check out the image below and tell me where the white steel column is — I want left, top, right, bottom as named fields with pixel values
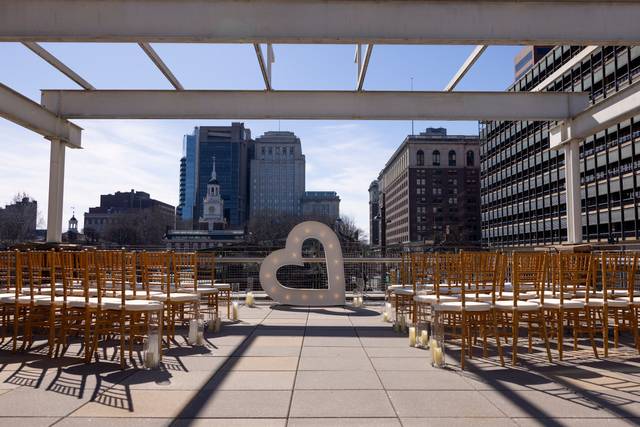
left=46, top=139, right=66, bottom=243
left=564, top=140, right=582, bottom=244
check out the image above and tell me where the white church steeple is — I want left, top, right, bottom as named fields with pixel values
left=201, top=156, right=225, bottom=230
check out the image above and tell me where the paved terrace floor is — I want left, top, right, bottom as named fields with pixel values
left=1, top=303, right=640, bottom=426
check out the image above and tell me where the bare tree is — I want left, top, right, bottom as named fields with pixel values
left=103, top=208, right=170, bottom=246
left=0, top=193, right=38, bottom=243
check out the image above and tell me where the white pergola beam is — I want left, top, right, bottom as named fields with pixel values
left=22, top=42, right=95, bottom=90
left=40, top=90, right=590, bottom=121
left=444, top=45, right=487, bottom=91
left=138, top=42, right=184, bottom=90
left=0, top=83, right=81, bottom=148
left=550, top=81, right=640, bottom=149
left=2, top=0, right=640, bottom=45
left=357, top=44, right=373, bottom=91
left=254, top=44, right=272, bottom=90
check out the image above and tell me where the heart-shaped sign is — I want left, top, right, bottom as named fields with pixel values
left=259, top=221, right=345, bottom=306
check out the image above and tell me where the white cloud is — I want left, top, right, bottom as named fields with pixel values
left=0, top=119, right=182, bottom=231
left=302, top=123, right=395, bottom=237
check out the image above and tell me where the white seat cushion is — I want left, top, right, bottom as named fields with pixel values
left=414, top=294, right=458, bottom=304
left=498, top=291, right=537, bottom=300
left=195, top=286, right=219, bottom=295
left=69, top=288, right=99, bottom=297
left=88, top=297, right=122, bottom=308
left=151, top=292, right=199, bottom=303
left=530, top=298, right=585, bottom=309
left=104, top=299, right=163, bottom=312
left=65, top=296, right=89, bottom=308
left=527, top=290, right=574, bottom=299
left=434, top=301, right=491, bottom=312
left=35, top=296, right=87, bottom=307
left=574, top=289, right=631, bottom=298
left=213, top=283, right=231, bottom=290
left=393, top=288, right=414, bottom=296
left=118, top=289, right=164, bottom=299
left=494, top=300, right=540, bottom=311
left=573, top=297, right=629, bottom=308
left=0, top=294, right=36, bottom=305
left=467, top=293, right=494, bottom=302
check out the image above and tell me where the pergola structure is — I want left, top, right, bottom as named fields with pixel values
left=1, top=0, right=640, bottom=244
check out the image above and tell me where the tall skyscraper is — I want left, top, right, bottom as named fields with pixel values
left=249, top=131, right=305, bottom=217
left=177, top=123, right=252, bottom=229
left=376, top=128, right=481, bottom=246
left=481, top=46, right=640, bottom=247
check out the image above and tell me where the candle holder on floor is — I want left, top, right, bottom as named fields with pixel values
left=143, top=311, right=161, bottom=369
left=430, top=311, right=446, bottom=368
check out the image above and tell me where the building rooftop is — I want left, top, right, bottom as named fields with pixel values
left=1, top=303, right=639, bottom=425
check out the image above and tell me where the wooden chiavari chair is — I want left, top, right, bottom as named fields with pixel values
left=392, top=252, right=415, bottom=325
left=19, top=251, right=58, bottom=355
left=533, top=252, right=597, bottom=360
left=193, top=252, right=219, bottom=322
left=90, top=250, right=163, bottom=367
left=414, top=253, right=459, bottom=342
left=494, top=252, right=552, bottom=365
left=142, top=252, right=199, bottom=343
left=0, top=251, right=18, bottom=343
left=57, top=250, right=94, bottom=359
left=433, top=252, right=504, bottom=369
left=579, top=252, right=635, bottom=357
left=616, top=253, right=640, bottom=352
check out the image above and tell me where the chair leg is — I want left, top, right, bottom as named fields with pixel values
left=84, top=310, right=92, bottom=362
left=572, top=312, right=579, bottom=352
left=460, top=312, right=466, bottom=370
left=492, top=312, right=504, bottom=367
left=540, top=311, right=552, bottom=363
left=603, top=305, right=609, bottom=358
left=613, top=309, right=620, bottom=348
left=558, top=309, right=564, bottom=361
left=634, top=307, right=640, bottom=354
left=47, top=308, right=56, bottom=357
left=511, top=310, right=519, bottom=366
left=119, top=314, right=126, bottom=369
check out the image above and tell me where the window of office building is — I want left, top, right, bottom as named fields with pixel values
left=448, top=150, right=457, bottom=166
left=433, top=150, right=440, bottom=166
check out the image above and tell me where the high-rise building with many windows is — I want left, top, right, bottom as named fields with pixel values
left=376, top=128, right=481, bottom=247
left=249, top=131, right=305, bottom=217
left=177, top=123, right=252, bottom=229
left=481, top=46, right=640, bottom=247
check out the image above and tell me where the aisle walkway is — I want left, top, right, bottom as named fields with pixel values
left=1, top=304, right=640, bottom=426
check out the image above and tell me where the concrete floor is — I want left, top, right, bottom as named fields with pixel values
left=1, top=303, right=640, bottom=426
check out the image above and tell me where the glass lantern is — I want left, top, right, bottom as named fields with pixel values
left=143, top=310, right=161, bottom=369
left=430, top=310, right=446, bottom=368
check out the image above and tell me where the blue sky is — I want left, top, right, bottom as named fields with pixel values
left=0, top=43, right=521, bottom=235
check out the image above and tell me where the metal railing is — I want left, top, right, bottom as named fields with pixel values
left=214, top=257, right=401, bottom=294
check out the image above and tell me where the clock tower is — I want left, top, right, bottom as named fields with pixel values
left=201, top=157, right=225, bottom=231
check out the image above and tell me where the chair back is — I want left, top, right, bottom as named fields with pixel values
left=511, top=252, right=547, bottom=305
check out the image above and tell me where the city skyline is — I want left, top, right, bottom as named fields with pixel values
left=0, top=43, right=521, bottom=234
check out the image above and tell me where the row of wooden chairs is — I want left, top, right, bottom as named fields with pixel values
left=390, top=251, right=640, bottom=369
left=0, top=250, right=228, bottom=367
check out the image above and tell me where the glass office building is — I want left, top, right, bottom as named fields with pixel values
left=481, top=46, right=640, bottom=246
left=178, top=123, right=252, bottom=229
left=177, top=132, right=197, bottom=222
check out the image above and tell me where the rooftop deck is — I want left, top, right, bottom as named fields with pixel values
left=1, top=303, right=640, bottom=426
